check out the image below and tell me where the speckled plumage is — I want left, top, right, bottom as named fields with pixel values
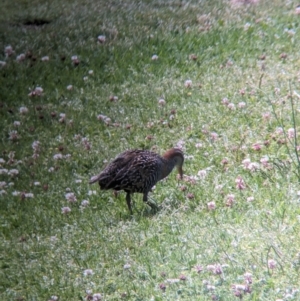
left=89, top=148, right=184, bottom=214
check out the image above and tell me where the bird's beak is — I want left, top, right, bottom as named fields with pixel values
left=178, top=166, right=183, bottom=180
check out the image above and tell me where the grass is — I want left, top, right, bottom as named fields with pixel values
left=1, top=0, right=300, bottom=300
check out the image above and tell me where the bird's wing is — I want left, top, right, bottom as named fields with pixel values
left=89, top=152, right=133, bottom=184
left=106, top=152, right=160, bottom=191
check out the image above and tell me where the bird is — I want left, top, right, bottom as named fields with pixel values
left=89, top=148, right=184, bottom=214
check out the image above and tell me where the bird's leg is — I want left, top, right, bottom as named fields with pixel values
left=143, top=192, right=158, bottom=211
left=126, top=192, right=133, bottom=215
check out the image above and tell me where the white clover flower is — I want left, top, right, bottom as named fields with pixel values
left=123, top=263, right=131, bottom=269
left=61, top=206, right=71, bottom=214
left=34, top=182, right=41, bottom=186
left=197, top=169, right=207, bottom=179
left=5, top=45, right=14, bottom=57
left=19, top=106, right=29, bottom=114
left=53, top=154, right=63, bottom=160
left=158, top=98, right=166, bottom=106
left=0, top=181, right=6, bottom=188
left=247, top=196, right=255, bottom=202
left=59, top=113, right=66, bottom=123
left=288, top=128, right=295, bottom=139
left=238, top=102, right=246, bottom=108
left=207, top=201, right=216, bottom=210
left=65, top=192, right=77, bottom=202
left=97, top=35, right=106, bottom=43
left=9, top=130, right=19, bottom=141
left=83, top=269, right=94, bottom=276
left=28, top=87, right=43, bottom=97
left=97, top=114, right=106, bottom=120
left=0, top=61, right=6, bottom=67
left=12, top=191, right=20, bottom=196
left=109, top=95, right=118, bottom=102
left=25, top=193, right=34, bottom=198
left=16, top=53, right=26, bottom=62
left=88, top=190, right=97, bottom=196
left=151, top=54, right=158, bottom=60
left=184, top=80, right=192, bottom=88
left=88, top=70, right=94, bottom=75
left=0, top=169, right=8, bottom=175
left=48, top=167, right=55, bottom=172
left=8, top=169, right=19, bottom=176
left=104, top=117, right=111, bottom=124
left=285, top=28, right=296, bottom=36
left=41, top=56, right=49, bottom=61
left=93, top=293, right=102, bottom=301
left=227, top=103, right=235, bottom=110
left=13, top=121, right=21, bottom=127
left=81, top=200, right=89, bottom=207
left=32, top=140, right=40, bottom=151
left=35, top=87, right=43, bottom=95
left=67, top=85, right=73, bottom=90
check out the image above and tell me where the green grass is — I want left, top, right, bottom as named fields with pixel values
left=1, top=0, right=300, bottom=300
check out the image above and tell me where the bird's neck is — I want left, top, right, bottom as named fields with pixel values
left=159, top=157, right=177, bottom=180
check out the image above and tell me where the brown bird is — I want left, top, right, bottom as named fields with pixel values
left=89, top=148, right=184, bottom=214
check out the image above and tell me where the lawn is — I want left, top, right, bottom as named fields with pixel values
left=1, top=0, right=300, bottom=300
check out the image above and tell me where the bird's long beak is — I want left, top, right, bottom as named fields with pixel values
left=178, top=166, right=183, bottom=180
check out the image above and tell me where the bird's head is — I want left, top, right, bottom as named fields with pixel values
left=163, top=148, right=184, bottom=179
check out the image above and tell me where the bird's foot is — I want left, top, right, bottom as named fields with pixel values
left=146, top=200, right=159, bottom=213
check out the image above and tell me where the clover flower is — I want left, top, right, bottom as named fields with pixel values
left=252, top=142, right=262, bottom=151
left=61, top=207, right=71, bottom=214
left=8, top=169, right=19, bottom=176
left=83, top=269, right=94, bottom=276
left=19, top=106, right=28, bottom=114
left=5, top=45, right=14, bottom=57
left=238, top=102, right=246, bottom=108
left=158, top=98, right=166, bottom=106
left=81, top=200, right=89, bottom=207
left=97, top=35, right=106, bottom=43
left=28, top=86, right=43, bottom=97
left=226, top=194, right=235, bottom=207
left=16, top=53, right=26, bottom=62
left=207, top=201, right=216, bottom=210
left=227, top=103, right=235, bottom=110
left=268, top=259, right=277, bottom=269
left=93, top=293, right=102, bottom=301
left=65, top=192, right=77, bottom=203
left=288, top=128, right=295, bottom=139
left=184, top=80, right=192, bottom=88
left=222, top=97, right=229, bottom=105
left=53, top=154, right=63, bottom=160
left=235, top=176, right=246, bottom=190
left=9, top=130, right=19, bottom=141
left=207, top=264, right=223, bottom=275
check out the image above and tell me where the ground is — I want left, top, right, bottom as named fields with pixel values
left=1, top=0, right=300, bottom=300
